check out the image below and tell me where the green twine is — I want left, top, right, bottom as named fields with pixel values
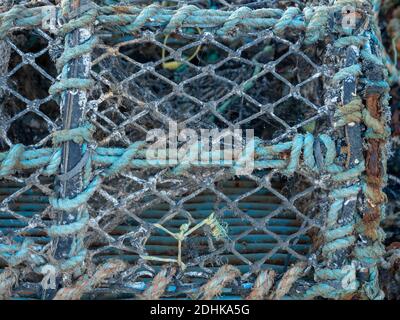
left=304, top=6, right=329, bottom=45
left=49, top=78, right=94, bottom=95
left=56, top=36, right=98, bottom=71
left=334, top=36, right=368, bottom=48
left=49, top=175, right=101, bottom=212
left=47, top=210, right=89, bottom=237
left=333, top=64, right=362, bottom=83
left=334, top=97, right=363, bottom=128
left=0, top=144, right=24, bottom=177
left=52, top=123, right=95, bottom=145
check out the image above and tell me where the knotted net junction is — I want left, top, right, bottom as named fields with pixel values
left=0, top=0, right=391, bottom=299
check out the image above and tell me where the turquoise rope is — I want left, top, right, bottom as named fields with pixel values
left=49, top=78, right=94, bottom=95
left=319, top=134, right=336, bottom=166
left=52, top=123, right=95, bottom=145
left=304, top=6, right=329, bottom=45
left=122, top=3, right=160, bottom=33
left=332, top=64, right=362, bottom=83
left=0, top=239, right=32, bottom=267
left=102, top=141, right=146, bottom=177
left=273, top=7, right=303, bottom=34
left=304, top=184, right=361, bottom=299
left=164, top=5, right=199, bottom=34
left=42, top=149, right=62, bottom=176
left=49, top=176, right=101, bottom=212
left=0, top=133, right=360, bottom=179
left=47, top=211, right=89, bottom=237
left=58, top=8, right=98, bottom=35
left=334, top=36, right=368, bottom=48
left=0, top=144, right=24, bottom=177
left=357, top=29, right=390, bottom=300
left=59, top=248, right=87, bottom=271
left=0, top=239, right=45, bottom=267
left=283, top=134, right=303, bottom=175
left=55, top=36, right=98, bottom=71
left=0, top=3, right=360, bottom=43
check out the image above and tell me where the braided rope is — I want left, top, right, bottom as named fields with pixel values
left=0, top=3, right=365, bottom=43
left=270, top=261, right=307, bottom=300
left=246, top=269, right=276, bottom=300
left=197, top=265, right=240, bottom=300
left=140, top=267, right=176, bottom=300
left=53, top=259, right=126, bottom=300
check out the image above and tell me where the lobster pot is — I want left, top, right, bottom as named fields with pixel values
left=0, top=1, right=391, bottom=300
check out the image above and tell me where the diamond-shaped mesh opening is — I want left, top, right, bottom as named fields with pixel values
left=8, top=64, right=52, bottom=100
left=216, top=96, right=262, bottom=125
left=7, top=112, right=50, bottom=146
left=184, top=75, right=234, bottom=102
left=247, top=72, right=290, bottom=105
left=274, top=97, right=319, bottom=129
left=276, top=54, right=318, bottom=85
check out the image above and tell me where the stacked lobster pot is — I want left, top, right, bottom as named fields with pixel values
left=0, top=0, right=392, bottom=299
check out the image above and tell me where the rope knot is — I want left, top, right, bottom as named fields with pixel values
left=334, top=97, right=363, bottom=128
left=52, top=123, right=96, bottom=146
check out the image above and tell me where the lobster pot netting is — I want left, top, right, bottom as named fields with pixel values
left=373, top=0, right=400, bottom=300
left=0, top=0, right=391, bottom=300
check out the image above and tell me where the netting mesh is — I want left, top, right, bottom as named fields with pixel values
left=0, top=0, right=393, bottom=300
left=83, top=23, right=326, bottom=280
